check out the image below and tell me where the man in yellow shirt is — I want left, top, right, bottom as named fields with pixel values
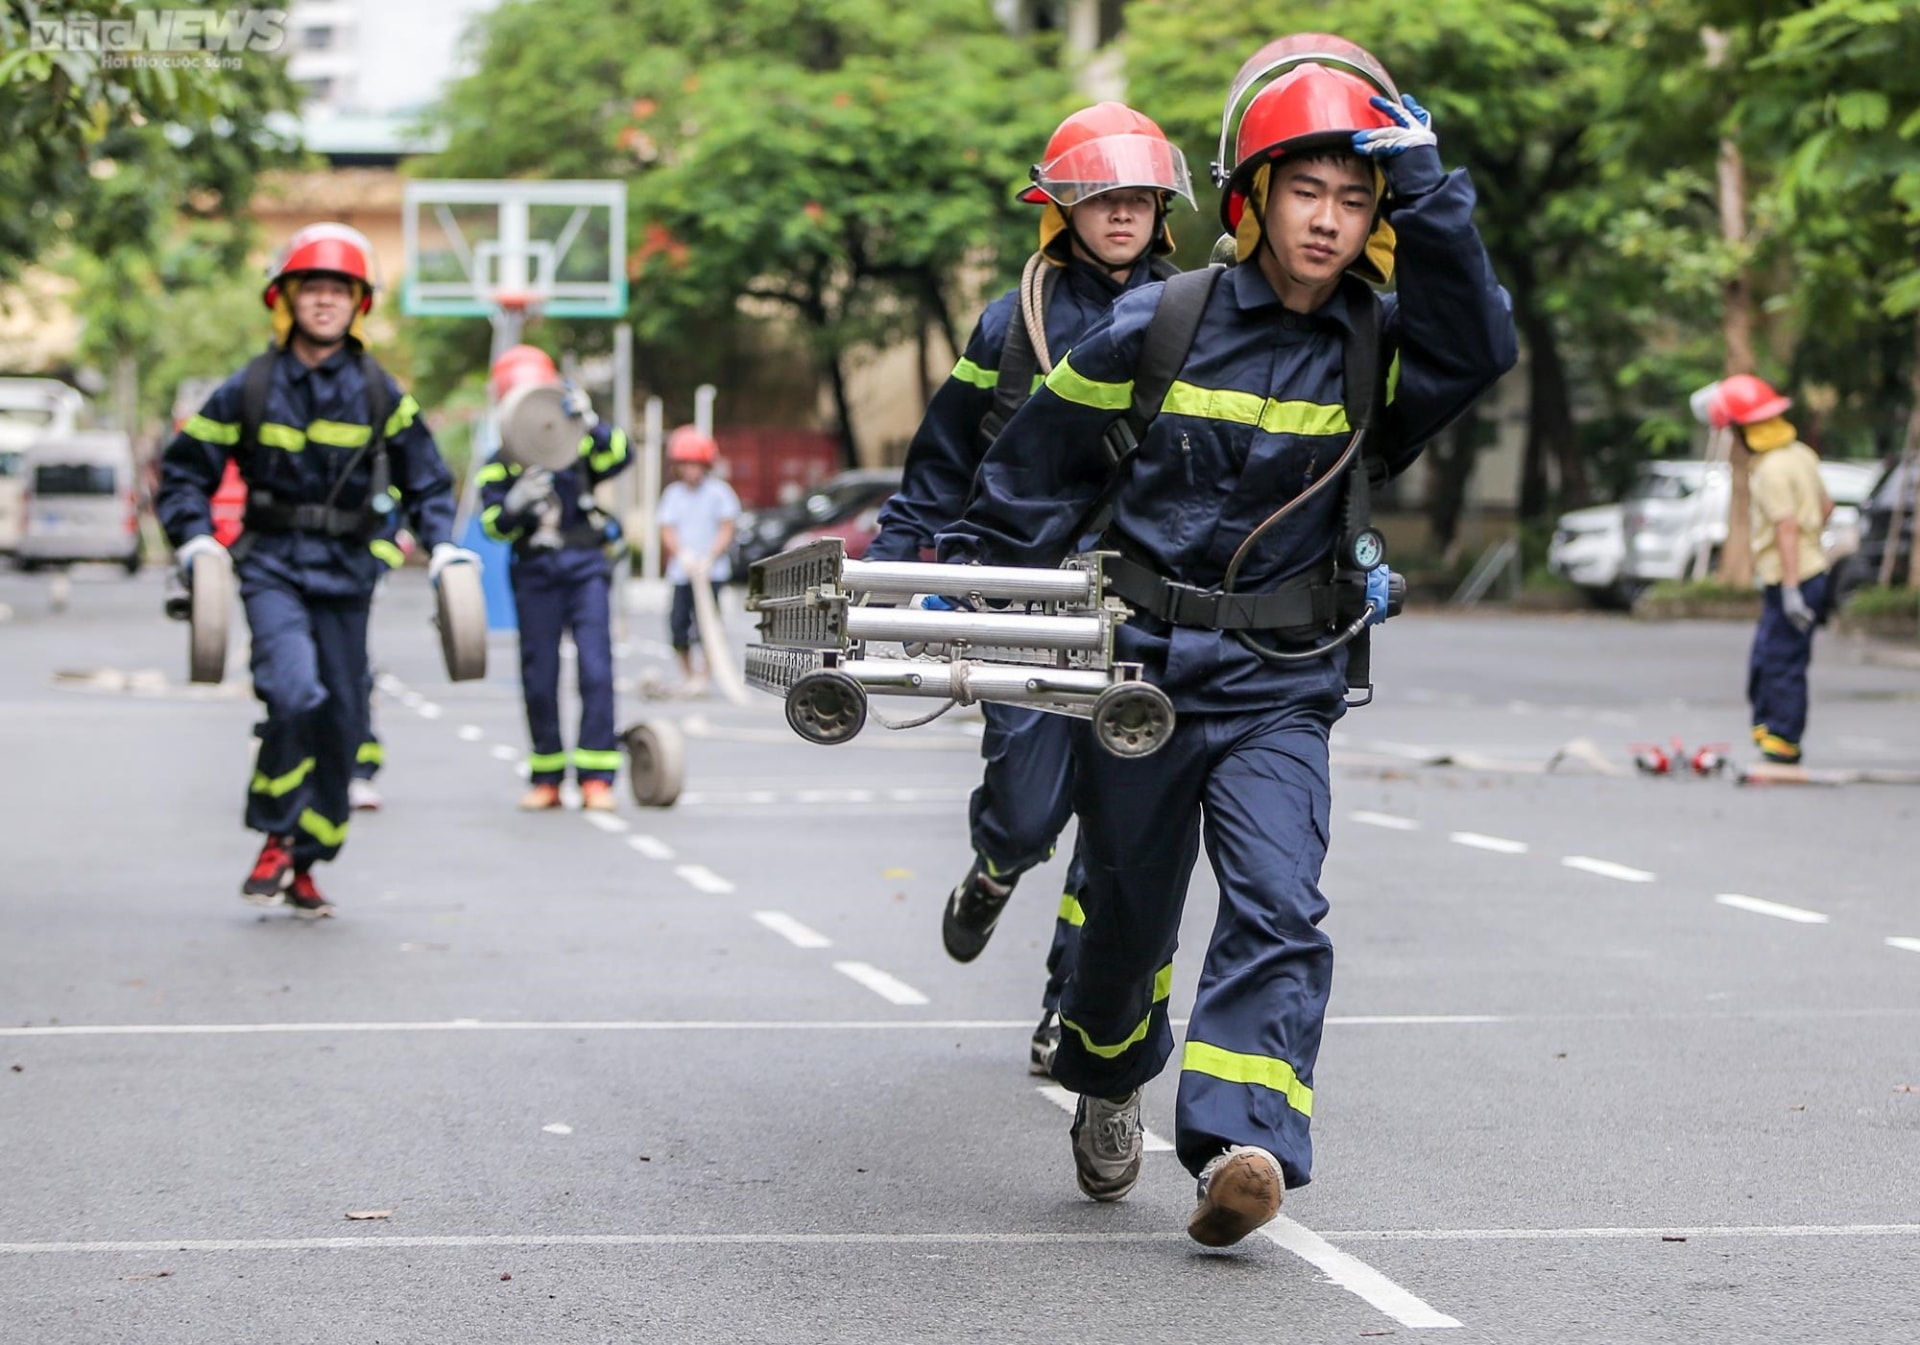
left=1707, top=375, right=1833, bottom=764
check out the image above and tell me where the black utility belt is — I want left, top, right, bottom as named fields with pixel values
left=1103, top=554, right=1340, bottom=640
left=243, top=501, right=381, bottom=541
left=516, top=524, right=609, bottom=553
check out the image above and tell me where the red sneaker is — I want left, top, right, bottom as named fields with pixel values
left=242, top=835, right=295, bottom=905
left=287, top=871, right=335, bottom=920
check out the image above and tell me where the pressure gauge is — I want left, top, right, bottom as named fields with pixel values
left=1347, top=528, right=1386, bottom=571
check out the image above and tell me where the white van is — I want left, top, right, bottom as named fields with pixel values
left=16, top=431, right=143, bottom=573
left=0, top=378, right=87, bottom=554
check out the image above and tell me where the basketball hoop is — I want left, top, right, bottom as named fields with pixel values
left=491, top=288, right=544, bottom=317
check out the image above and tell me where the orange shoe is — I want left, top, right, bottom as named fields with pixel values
left=580, top=779, right=617, bottom=812
left=519, top=783, right=563, bottom=811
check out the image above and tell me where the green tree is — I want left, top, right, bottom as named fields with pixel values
left=431, top=0, right=1070, bottom=462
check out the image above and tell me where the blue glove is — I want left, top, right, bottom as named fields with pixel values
left=560, top=382, right=596, bottom=424
left=911, top=593, right=971, bottom=612
left=1365, top=565, right=1392, bottom=625
left=1353, top=95, right=1436, bottom=159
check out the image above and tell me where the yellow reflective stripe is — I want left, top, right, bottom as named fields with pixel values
left=369, top=539, right=404, bottom=569
left=588, top=427, right=629, bottom=473
left=1057, top=892, right=1086, bottom=928
left=476, top=462, right=512, bottom=486
left=1044, top=354, right=1133, bottom=411
left=307, top=419, right=372, bottom=449
left=1182, top=1040, right=1315, bottom=1117
left=250, top=756, right=315, bottom=798
left=1030, top=373, right=1044, bottom=394
left=258, top=423, right=306, bottom=452
left=481, top=505, right=518, bottom=543
left=297, top=808, right=349, bottom=848
left=527, top=751, right=567, bottom=773
left=1059, top=963, right=1174, bottom=1060
left=387, top=485, right=403, bottom=501
left=384, top=394, right=419, bottom=437
left=1386, top=352, right=1401, bottom=405
left=1160, top=381, right=1349, bottom=437
left=951, top=356, right=997, bottom=389
left=356, top=741, right=384, bottom=766
left=572, top=748, right=622, bottom=771
left=185, top=414, right=240, bottom=445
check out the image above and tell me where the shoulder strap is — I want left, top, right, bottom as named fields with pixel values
left=239, top=349, right=276, bottom=454
left=977, top=259, right=1057, bottom=452
left=1082, top=265, right=1223, bottom=537
left=1146, top=256, right=1181, bottom=282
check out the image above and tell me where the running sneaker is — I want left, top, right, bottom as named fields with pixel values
left=579, top=779, right=617, bottom=812
left=941, top=862, right=1015, bottom=963
left=242, top=835, right=295, bottom=905
left=1187, top=1145, right=1284, bottom=1247
left=518, top=783, right=563, bottom=811
left=1029, top=1009, right=1062, bottom=1077
left=286, top=871, right=335, bottom=920
left=1070, top=1090, right=1143, bottom=1202
left=347, top=779, right=383, bottom=812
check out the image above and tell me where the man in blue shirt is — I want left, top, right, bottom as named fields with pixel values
left=656, top=427, right=741, bottom=692
left=942, top=49, right=1516, bottom=1245
left=868, top=102, right=1195, bottom=1076
left=159, top=223, right=474, bottom=916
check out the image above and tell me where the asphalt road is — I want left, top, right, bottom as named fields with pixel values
left=2, top=565, right=1917, bottom=1343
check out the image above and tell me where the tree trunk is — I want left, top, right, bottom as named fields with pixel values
left=1716, top=133, right=1757, bottom=589
left=1884, top=321, right=1920, bottom=588
left=1517, top=299, right=1578, bottom=522
left=1424, top=404, right=1481, bottom=562
left=826, top=346, right=858, bottom=470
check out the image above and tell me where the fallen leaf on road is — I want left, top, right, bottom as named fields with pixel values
left=1661, top=1235, right=1687, bottom=1243
left=500, top=1273, right=513, bottom=1282
left=1789, top=1105, right=1806, bottom=1112
left=345, top=1210, right=393, bottom=1221
left=9, top=1064, right=20, bottom=1073
left=1896, top=1085, right=1918, bottom=1094
left=120, top=1270, right=172, bottom=1281
left=883, top=868, right=914, bottom=880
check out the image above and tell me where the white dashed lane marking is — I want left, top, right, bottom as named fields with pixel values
left=457, top=724, right=485, bottom=742
left=1035, top=1085, right=1174, bottom=1153
left=1886, top=937, right=1920, bottom=955
left=675, top=864, right=735, bottom=894
left=1561, top=856, right=1656, bottom=884
left=752, top=911, right=833, bottom=949
left=627, top=834, right=675, bottom=861
left=1714, top=894, right=1830, bottom=925
left=832, top=962, right=929, bottom=1006
left=489, top=744, right=520, bottom=762
left=582, top=813, right=630, bottom=835
left=1449, top=832, right=1529, bottom=855
left=1350, top=811, right=1420, bottom=831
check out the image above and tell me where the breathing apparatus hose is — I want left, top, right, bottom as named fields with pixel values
left=1219, top=428, right=1374, bottom=664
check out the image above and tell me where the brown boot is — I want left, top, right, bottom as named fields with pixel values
left=1187, top=1146, right=1283, bottom=1247
left=518, top=783, right=563, bottom=811
left=579, top=780, right=617, bottom=812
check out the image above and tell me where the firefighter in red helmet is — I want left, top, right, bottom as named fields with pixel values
left=867, top=101, right=1197, bottom=1079
left=157, top=223, right=474, bottom=916
left=1704, top=374, right=1833, bottom=763
left=940, top=37, right=1517, bottom=1243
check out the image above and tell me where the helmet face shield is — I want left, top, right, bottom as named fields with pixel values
left=1213, top=33, right=1400, bottom=187
left=1031, top=134, right=1196, bottom=210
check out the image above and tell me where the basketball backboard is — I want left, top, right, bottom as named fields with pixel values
left=401, top=180, right=628, bottom=318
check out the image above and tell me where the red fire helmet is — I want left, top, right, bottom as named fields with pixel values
left=1705, top=374, right=1792, bottom=429
left=1020, top=102, right=1194, bottom=209
left=262, top=222, right=379, bottom=314
left=667, top=425, right=718, bottom=465
left=1219, top=61, right=1396, bottom=232
left=488, top=344, right=560, bottom=403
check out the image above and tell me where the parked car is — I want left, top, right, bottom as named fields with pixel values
left=729, top=466, right=902, bottom=575
left=1547, top=502, right=1631, bottom=608
left=1841, top=455, right=1918, bottom=594
left=785, top=501, right=885, bottom=561
left=1620, top=459, right=1880, bottom=585
left=15, top=431, right=143, bottom=573
left=0, top=377, right=87, bottom=555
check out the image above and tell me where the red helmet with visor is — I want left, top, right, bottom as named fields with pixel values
left=1021, top=102, right=1195, bottom=210
left=1704, top=374, right=1793, bottom=429
left=262, top=222, right=379, bottom=314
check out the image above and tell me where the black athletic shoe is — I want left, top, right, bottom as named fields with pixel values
left=941, top=863, right=1015, bottom=963
left=242, top=835, right=295, bottom=905
left=1029, top=1010, right=1062, bottom=1077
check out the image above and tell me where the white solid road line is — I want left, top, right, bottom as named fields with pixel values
left=833, top=961, right=930, bottom=1006
left=9, top=1223, right=1918, bottom=1258
left=675, top=864, right=735, bottom=894
left=1035, top=1084, right=1173, bottom=1152
left=457, top=724, right=485, bottom=742
left=627, top=834, right=675, bottom=861
left=1350, top=810, right=1420, bottom=831
left=1262, top=1217, right=1462, bottom=1330
left=0, top=1015, right=1510, bottom=1039
left=752, top=911, right=833, bottom=949
left=1561, top=856, right=1656, bottom=883
left=1449, top=831, right=1529, bottom=855
left=1715, top=894, right=1830, bottom=925
left=1887, top=937, right=1920, bottom=955
left=582, top=812, right=630, bottom=835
